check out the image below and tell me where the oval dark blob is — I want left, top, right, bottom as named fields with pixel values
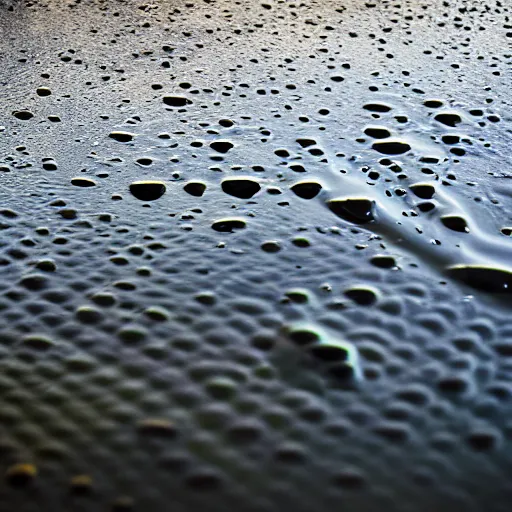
left=13, top=110, right=34, bottom=120
left=417, top=201, right=436, bottom=213
left=327, top=198, right=375, bottom=225
left=442, top=135, right=460, bottom=145
left=261, top=240, right=281, bottom=253
left=129, top=181, right=166, bottom=201
left=221, top=178, right=260, bottom=199
left=372, top=140, right=411, bottom=155
left=287, top=328, right=320, bottom=346
left=363, top=103, right=392, bottom=113
left=36, top=87, right=52, bottom=97
left=290, top=181, right=322, bottom=199
left=423, top=99, right=443, bottom=108
left=184, top=181, right=206, bottom=197
left=308, top=344, right=349, bottom=362
left=434, top=112, right=462, bottom=127
left=109, top=131, right=135, bottom=143
left=440, top=215, right=469, bottom=233
left=210, top=140, right=234, bottom=154
left=163, top=95, right=191, bottom=107
left=219, top=118, right=234, bottom=127
left=370, top=255, right=396, bottom=269
left=344, top=287, right=378, bottom=306
left=363, top=126, right=392, bottom=139
left=211, top=218, right=246, bottom=233
left=296, top=138, right=316, bottom=148
left=71, top=177, right=96, bottom=187
left=410, top=183, right=436, bottom=199
left=446, top=266, right=512, bottom=294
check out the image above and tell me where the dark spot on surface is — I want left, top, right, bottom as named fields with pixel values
left=364, top=126, right=392, bottom=139
left=219, top=119, right=234, bottom=127
left=221, top=178, right=260, bottom=199
left=296, top=138, right=316, bottom=148
left=36, top=87, right=52, bottom=96
left=308, top=344, right=349, bottom=362
left=184, top=181, right=206, bottom=197
left=109, top=131, right=135, bottom=143
left=363, top=103, right=392, bottom=113
left=467, top=431, right=498, bottom=452
left=71, top=177, right=96, bottom=187
left=13, top=110, right=34, bottom=120
left=163, top=95, right=191, bottom=107
left=327, top=198, right=375, bottom=224
left=287, top=328, right=320, bottom=346
left=210, top=141, right=234, bottom=154
left=344, top=287, right=378, bottom=306
left=440, top=215, right=469, bottom=233
left=370, top=255, right=396, bottom=269
left=69, top=475, right=94, bottom=496
left=438, top=377, right=468, bottom=394
left=446, top=266, right=512, bottom=294
left=410, top=183, right=435, bottom=199
left=423, top=99, right=443, bottom=108
left=372, top=140, right=411, bottom=155
left=211, top=218, right=246, bottom=232
left=290, top=181, right=322, bottom=199
left=261, top=241, right=281, bottom=253
left=434, top=112, right=462, bottom=127
left=129, top=181, right=166, bottom=201
left=417, top=201, right=436, bottom=212
left=5, top=464, right=37, bottom=487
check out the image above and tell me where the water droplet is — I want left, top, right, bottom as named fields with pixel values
left=211, top=218, right=246, bottom=232
left=221, top=178, right=260, bottom=199
left=372, top=140, right=411, bottom=155
left=109, top=131, right=135, bottom=143
left=290, top=181, right=322, bottom=199
left=129, top=181, right=166, bottom=201
left=327, top=198, right=375, bottom=224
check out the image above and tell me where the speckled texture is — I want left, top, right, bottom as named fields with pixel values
left=0, top=0, right=511, bottom=510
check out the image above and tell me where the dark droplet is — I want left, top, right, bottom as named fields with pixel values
left=221, top=178, right=260, bottom=199
left=210, top=141, right=234, bottom=154
left=129, top=181, right=166, bottom=201
left=109, top=131, right=135, bottom=143
left=71, top=177, right=96, bottom=187
left=290, top=181, right=322, bottom=199
left=308, top=344, right=349, bottom=362
left=327, top=198, right=375, bottom=225
left=364, top=126, right=392, bottom=139
left=434, top=112, right=462, bottom=127
left=440, top=215, right=469, bottom=233
left=410, top=183, right=435, bottom=200
left=184, top=181, right=206, bottom=197
left=163, top=95, right=191, bottom=107
left=372, top=140, right=411, bottom=155
left=211, top=218, right=246, bottom=232
left=446, top=266, right=512, bottom=294
left=363, top=103, right=392, bottom=113
left=344, top=287, right=378, bottom=306
left=13, top=110, right=34, bottom=120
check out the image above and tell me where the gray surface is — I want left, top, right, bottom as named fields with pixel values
left=0, top=0, right=511, bottom=510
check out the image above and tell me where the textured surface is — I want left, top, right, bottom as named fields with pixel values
left=0, top=0, right=511, bottom=510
